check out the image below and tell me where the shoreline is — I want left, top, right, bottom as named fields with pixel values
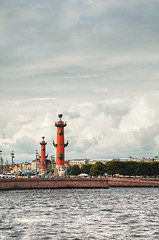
left=0, top=177, right=159, bottom=190
left=108, top=177, right=159, bottom=187
left=0, top=178, right=109, bottom=190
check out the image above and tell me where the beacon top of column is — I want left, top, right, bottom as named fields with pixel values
left=58, top=114, right=63, bottom=120
left=40, top=136, right=47, bottom=145
left=55, top=114, right=67, bottom=127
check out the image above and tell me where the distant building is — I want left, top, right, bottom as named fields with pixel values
left=31, top=159, right=40, bottom=172
left=21, top=162, right=31, bottom=172
left=14, top=164, right=22, bottom=173
left=31, top=159, right=53, bottom=173
left=68, top=159, right=89, bottom=167
left=89, top=159, right=113, bottom=164
left=3, top=163, right=10, bottom=173
left=153, top=156, right=159, bottom=162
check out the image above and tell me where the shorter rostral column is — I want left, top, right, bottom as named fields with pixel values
left=53, top=114, right=68, bottom=177
left=40, top=136, right=48, bottom=174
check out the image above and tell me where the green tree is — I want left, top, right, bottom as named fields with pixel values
left=105, top=160, right=121, bottom=176
left=49, top=168, right=54, bottom=173
left=150, top=161, right=159, bottom=177
left=105, top=160, right=139, bottom=177
left=90, top=162, right=106, bottom=176
left=81, top=164, right=93, bottom=175
left=119, top=161, right=138, bottom=176
left=136, top=162, right=151, bottom=177
left=70, top=165, right=81, bottom=176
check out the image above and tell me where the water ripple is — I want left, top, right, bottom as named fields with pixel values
left=0, top=188, right=158, bottom=239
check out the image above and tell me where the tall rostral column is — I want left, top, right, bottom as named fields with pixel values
left=40, top=137, right=48, bottom=174
left=53, top=114, right=68, bottom=177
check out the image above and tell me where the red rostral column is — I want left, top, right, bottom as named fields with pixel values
left=53, top=114, right=68, bottom=177
left=40, top=137, right=48, bottom=174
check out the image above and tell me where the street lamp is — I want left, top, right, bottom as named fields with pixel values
left=11, top=150, right=15, bottom=172
left=35, top=149, right=39, bottom=175
left=51, top=154, right=55, bottom=168
left=0, top=150, right=3, bottom=174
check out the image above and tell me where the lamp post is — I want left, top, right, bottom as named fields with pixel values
left=0, top=150, right=3, bottom=174
left=51, top=154, right=55, bottom=168
left=35, top=149, right=39, bottom=175
left=11, top=150, right=15, bottom=173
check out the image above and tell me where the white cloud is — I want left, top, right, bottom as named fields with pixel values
left=1, top=94, right=159, bottom=162
left=119, top=96, right=155, bottom=133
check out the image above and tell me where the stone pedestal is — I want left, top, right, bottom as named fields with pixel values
left=54, top=165, right=67, bottom=177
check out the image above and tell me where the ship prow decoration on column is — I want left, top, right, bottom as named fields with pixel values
left=40, top=136, right=48, bottom=174
left=53, top=114, right=69, bottom=177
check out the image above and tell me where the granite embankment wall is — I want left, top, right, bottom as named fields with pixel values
left=0, top=178, right=109, bottom=190
left=108, top=177, right=159, bottom=187
left=1, top=178, right=159, bottom=190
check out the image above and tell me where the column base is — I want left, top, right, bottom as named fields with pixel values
left=54, top=165, right=67, bottom=177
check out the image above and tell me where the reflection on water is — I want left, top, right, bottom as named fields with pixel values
left=0, top=188, right=159, bottom=240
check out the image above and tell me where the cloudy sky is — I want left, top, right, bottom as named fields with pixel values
left=1, top=0, right=159, bottom=163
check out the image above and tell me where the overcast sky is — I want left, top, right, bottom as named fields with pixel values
left=1, top=0, right=159, bottom=163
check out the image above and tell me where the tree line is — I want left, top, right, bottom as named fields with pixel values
left=69, top=160, right=159, bottom=177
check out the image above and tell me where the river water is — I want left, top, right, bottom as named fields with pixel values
left=0, top=188, right=159, bottom=240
